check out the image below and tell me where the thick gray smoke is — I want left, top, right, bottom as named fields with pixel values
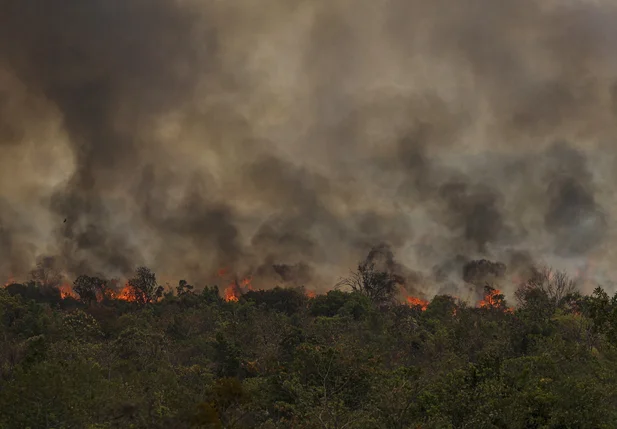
left=2, top=0, right=617, bottom=298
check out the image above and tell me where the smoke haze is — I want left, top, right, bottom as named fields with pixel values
left=2, top=0, right=617, bottom=297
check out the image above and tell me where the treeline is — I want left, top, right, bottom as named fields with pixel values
left=1, top=267, right=617, bottom=428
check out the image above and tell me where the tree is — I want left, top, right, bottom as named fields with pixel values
left=310, top=290, right=371, bottom=320
left=176, top=279, right=194, bottom=296
left=583, top=286, right=617, bottom=345
left=127, top=267, right=163, bottom=305
left=243, top=287, right=308, bottom=316
left=516, top=267, right=577, bottom=311
left=337, top=262, right=398, bottom=306
left=73, top=275, right=107, bottom=304
left=30, top=256, right=63, bottom=289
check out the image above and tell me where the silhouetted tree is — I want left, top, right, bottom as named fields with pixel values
left=338, top=261, right=398, bottom=305
left=127, top=267, right=163, bottom=305
left=29, top=256, right=62, bottom=289
left=516, top=267, right=577, bottom=310
left=176, top=279, right=194, bottom=296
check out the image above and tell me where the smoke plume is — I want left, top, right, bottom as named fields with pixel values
left=2, top=0, right=617, bottom=297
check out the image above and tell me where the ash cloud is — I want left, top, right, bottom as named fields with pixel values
left=2, top=0, right=617, bottom=297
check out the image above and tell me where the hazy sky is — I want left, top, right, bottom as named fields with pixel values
left=1, top=0, right=617, bottom=297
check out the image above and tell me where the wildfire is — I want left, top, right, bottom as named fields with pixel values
left=478, top=288, right=513, bottom=313
left=224, top=283, right=240, bottom=302
left=4, top=274, right=15, bottom=288
left=115, top=283, right=139, bottom=302
left=240, top=277, right=253, bottom=290
left=406, top=296, right=429, bottom=311
left=58, top=283, right=78, bottom=300
left=223, top=277, right=253, bottom=302
left=2, top=267, right=514, bottom=314
left=96, top=288, right=116, bottom=302
left=406, top=289, right=514, bottom=314
left=216, top=266, right=258, bottom=302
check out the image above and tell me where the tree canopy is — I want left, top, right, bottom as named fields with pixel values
left=1, top=267, right=616, bottom=428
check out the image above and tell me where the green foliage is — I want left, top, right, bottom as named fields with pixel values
left=73, top=275, right=107, bottom=304
left=309, top=290, right=371, bottom=320
left=1, top=282, right=617, bottom=428
left=5, top=281, right=63, bottom=306
left=242, top=287, right=308, bottom=316
left=582, top=286, right=617, bottom=346
left=128, top=266, right=164, bottom=305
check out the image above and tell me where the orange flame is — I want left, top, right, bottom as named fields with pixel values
left=478, top=288, right=513, bottom=313
left=406, top=296, right=429, bottom=311
left=58, top=283, right=78, bottom=300
left=115, top=283, right=138, bottom=302
left=218, top=267, right=254, bottom=302
left=224, top=282, right=240, bottom=302
left=96, top=288, right=117, bottom=302
left=93, top=281, right=139, bottom=303
left=240, top=277, right=253, bottom=291
left=4, top=274, right=14, bottom=288
left=306, top=289, right=316, bottom=298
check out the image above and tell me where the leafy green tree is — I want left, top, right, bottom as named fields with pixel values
left=73, top=274, right=107, bottom=304
left=309, top=290, right=371, bottom=320
left=583, top=286, right=617, bottom=345
left=213, top=332, right=242, bottom=378
left=243, top=287, right=308, bottom=316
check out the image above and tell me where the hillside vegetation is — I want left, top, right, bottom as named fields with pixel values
left=1, top=268, right=617, bottom=429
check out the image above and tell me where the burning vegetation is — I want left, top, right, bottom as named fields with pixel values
left=3, top=0, right=617, bottom=425
left=0, top=249, right=561, bottom=319
left=2, top=253, right=616, bottom=428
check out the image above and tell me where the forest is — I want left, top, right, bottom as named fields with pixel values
left=1, top=261, right=617, bottom=429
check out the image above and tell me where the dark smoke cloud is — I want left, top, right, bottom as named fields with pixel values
left=2, top=0, right=617, bottom=298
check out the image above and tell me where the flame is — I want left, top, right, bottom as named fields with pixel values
left=218, top=268, right=241, bottom=301
left=224, top=282, right=240, bottom=302
left=96, top=288, right=117, bottom=302
left=3, top=274, right=14, bottom=288
left=224, top=277, right=253, bottom=302
left=478, top=288, right=513, bottom=313
left=406, top=296, right=429, bottom=311
left=115, top=283, right=138, bottom=302
left=218, top=267, right=253, bottom=302
left=306, top=289, right=316, bottom=298
left=240, top=277, right=253, bottom=291
left=58, top=283, right=78, bottom=300
left=405, top=290, right=513, bottom=314
left=93, top=281, right=139, bottom=303
left=2, top=274, right=139, bottom=303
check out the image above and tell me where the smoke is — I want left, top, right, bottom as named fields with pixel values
left=2, top=0, right=617, bottom=296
